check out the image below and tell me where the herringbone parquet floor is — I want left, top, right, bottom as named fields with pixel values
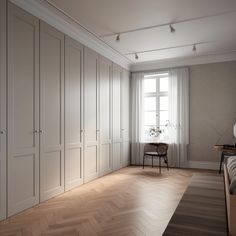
left=0, top=167, right=216, bottom=236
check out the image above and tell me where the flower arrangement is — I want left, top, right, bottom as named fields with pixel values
left=149, top=126, right=162, bottom=137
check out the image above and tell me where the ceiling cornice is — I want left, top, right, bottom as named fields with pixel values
left=131, top=51, right=236, bottom=72
left=10, top=0, right=131, bottom=70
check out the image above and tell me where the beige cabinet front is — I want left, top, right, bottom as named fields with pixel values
left=84, top=47, right=99, bottom=182
left=112, top=64, right=123, bottom=171
left=0, top=1, right=131, bottom=219
left=40, top=22, right=65, bottom=201
left=122, top=70, right=130, bottom=167
left=65, top=36, right=83, bottom=191
left=99, top=56, right=112, bottom=176
left=0, top=0, right=6, bottom=221
left=7, top=3, right=40, bottom=216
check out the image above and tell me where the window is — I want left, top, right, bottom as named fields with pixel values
left=143, top=73, right=169, bottom=141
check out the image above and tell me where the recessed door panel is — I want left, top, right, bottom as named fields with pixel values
left=11, top=155, right=36, bottom=203
left=84, top=146, right=97, bottom=180
left=121, top=70, right=130, bottom=167
left=122, top=70, right=130, bottom=142
left=0, top=0, right=6, bottom=221
left=44, top=151, right=62, bottom=192
left=113, top=143, right=121, bottom=171
left=40, top=22, right=64, bottom=202
left=122, top=141, right=130, bottom=167
left=7, top=3, right=39, bottom=216
left=65, top=36, right=83, bottom=191
left=84, top=47, right=99, bottom=182
left=100, top=144, right=111, bottom=174
left=99, top=56, right=112, bottom=176
left=84, top=48, right=98, bottom=143
left=66, top=149, right=82, bottom=186
left=12, top=18, right=35, bottom=149
left=113, top=68, right=121, bottom=141
left=44, top=35, right=61, bottom=147
left=112, top=64, right=122, bottom=171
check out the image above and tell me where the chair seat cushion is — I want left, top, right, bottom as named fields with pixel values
left=145, top=152, right=158, bottom=155
left=144, top=152, right=165, bottom=156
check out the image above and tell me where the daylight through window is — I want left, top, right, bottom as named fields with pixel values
left=143, top=72, right=169, bottom=141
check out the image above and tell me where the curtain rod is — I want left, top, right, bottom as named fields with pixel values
left=131, top=65, right=189, bottom=74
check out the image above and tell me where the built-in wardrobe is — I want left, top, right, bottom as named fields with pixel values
left=0, top=1, right=130, bottom=219
left=0, top=0, right=6, bottom=221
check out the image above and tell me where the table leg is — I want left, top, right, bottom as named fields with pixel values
left=219, top=152, right=225, bottom=174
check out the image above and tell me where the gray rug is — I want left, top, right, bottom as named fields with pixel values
left=163, top=173, right=227, bottom=236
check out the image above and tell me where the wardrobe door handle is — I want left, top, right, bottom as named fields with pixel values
left=0, top=130, right=6, bottom=134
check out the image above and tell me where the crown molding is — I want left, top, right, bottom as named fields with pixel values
left=10, top=0, right=131, bottom=70
left=131, top=51, right=236, bottom=72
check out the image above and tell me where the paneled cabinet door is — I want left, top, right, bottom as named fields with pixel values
left=40, top=22, right=65, bottom=201
left=121, top=70, right=130, bottom=167
left=99, top=56, right=112, bottom=176
left=84, top=47, right=99, bottom=182
left=112, top=64, right=123, bottom=171
left=0, top=0, right=6, bottom=221
left=65, top=36, right=83, bottom=191
left=7, top=3, right=40, bottom=216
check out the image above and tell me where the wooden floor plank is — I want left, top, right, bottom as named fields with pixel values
left=0, top=167, right=219, bottom=236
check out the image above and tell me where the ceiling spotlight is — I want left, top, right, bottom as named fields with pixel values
left=192, top=44, right=196, bottom=52
left=169, top=24, right=175, bottom=33
left=116, top=34, right=120, bottom=42
left=135, top=53, right=139, bottom=60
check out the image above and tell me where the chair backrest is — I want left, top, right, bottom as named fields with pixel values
left=144, top=143, right=168, bottom=155
left=156, top=143, right=168, bottom=155
left=144, top=143, right=157, bottom=153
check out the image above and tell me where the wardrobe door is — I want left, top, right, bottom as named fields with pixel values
left=84, top=47, right=99, bottom=182
left=65, top=36, right=83, bottom=191
left=7, top=3, right=39, bottom=216
left=40, top=22, right=64, bottom=201
left=121, top=70, right=130, bottom=167
left=112, top=64, right=122, bottom=171
left=99, top=56, right=112, bottom=176
left=0, top=0, right=6, bottom=221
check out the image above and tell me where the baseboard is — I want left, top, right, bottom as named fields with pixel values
left=130, top=160, right=220, bottom=171
left=187, top=161, right=220, bottom=170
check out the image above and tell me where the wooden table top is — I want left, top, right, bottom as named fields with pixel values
left=214, top=144, right=236, bottom=152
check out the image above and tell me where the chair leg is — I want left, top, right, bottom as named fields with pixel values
left=159, top=157, right=161, bottom=174
left=165, top=156, right=169, bottom=171
left=152, top=156, right=153, bottom=168
left=143, top=155, right=145, bottom=169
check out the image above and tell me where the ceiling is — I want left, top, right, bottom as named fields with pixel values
left=47, top=0, right=236, bottom=65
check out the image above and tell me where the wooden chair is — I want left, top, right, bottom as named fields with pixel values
left=143, top=143, right=169, bottom=173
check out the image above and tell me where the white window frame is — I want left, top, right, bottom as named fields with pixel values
left=143, top=72, right=169, bottom=140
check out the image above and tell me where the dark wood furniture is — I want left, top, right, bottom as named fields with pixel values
left=163, top=173, right=227, bottom=236
left=224, top=163, right=236, bottom=236
left=143, top=143, right=169, bottom=173
left=214, top=145, right=236, bottom=174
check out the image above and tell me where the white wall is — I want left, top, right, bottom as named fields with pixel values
left=188, top=60, right=236, bottom=162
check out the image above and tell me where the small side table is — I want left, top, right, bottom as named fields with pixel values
left=214, top=145, right=236, bottom=174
